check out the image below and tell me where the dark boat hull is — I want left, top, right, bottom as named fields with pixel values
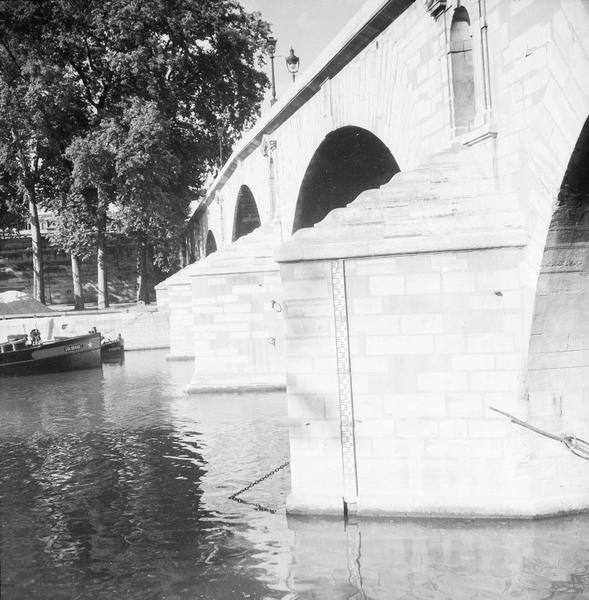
left=0, top=332, right=102, bottom=377
left=101, top=339, right=124, bottom=356
left=101, top=340, right=125, bottom=365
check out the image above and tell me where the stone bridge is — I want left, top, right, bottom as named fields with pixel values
left=156, top=0, right=589, bottom=518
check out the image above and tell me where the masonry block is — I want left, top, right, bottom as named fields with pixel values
left=406, top=273, right=441, bottom=295
left=368, top=274, right=406, bottom=296
left=441, top=271, right=477, bottom=293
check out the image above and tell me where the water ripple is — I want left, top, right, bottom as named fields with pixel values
left=3, top=350, right=589, bottom=600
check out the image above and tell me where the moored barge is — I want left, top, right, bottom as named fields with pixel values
left=101, top=334, right=125, bottom=359
left=0, top=332, right=102, bottom=377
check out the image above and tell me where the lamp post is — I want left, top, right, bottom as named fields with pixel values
left=267, top=36, right=277, bottom=105
left=286, top=47, right=300, bottom=82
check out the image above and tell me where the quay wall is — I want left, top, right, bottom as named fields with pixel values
left=0, top=235, right=157, bottom=305
left=0, top=308, right=169, bottom=351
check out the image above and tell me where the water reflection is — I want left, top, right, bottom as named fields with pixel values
left=2, top=350, right=589, bottom=599
left=286, top=516, right=589, bottom=600
left=2, top=425, right=282, bottom=599
left=0, top=352, right=293, bottom=600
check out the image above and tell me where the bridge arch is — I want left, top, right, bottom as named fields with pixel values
left=450, top=5, right=476, bottom=134
left=291, top=126, right=399, bottom=234
left=205, top=230, right=217, bottom=256
left=528, top=115, right=589, bottom=417
left=232, top=185, right=261, bottom=242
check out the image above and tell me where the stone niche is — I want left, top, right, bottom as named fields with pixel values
left=275, top=146, right=589, bottom=518
left=182, top=222, right=286, bottom=393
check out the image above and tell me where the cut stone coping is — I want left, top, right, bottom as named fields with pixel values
left=0, top=304, right=159, bottom=320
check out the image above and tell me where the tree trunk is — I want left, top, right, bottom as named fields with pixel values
left=136, top=238, right=150, bottom=304
left=179, top=238, right=186, bottom=269
left=27, top=188, right=46, bottom=304
left=71, top=253, right=84, bottom=310
left=96, top=212, right=109, bottom=309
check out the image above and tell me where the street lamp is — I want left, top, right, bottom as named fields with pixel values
left=286, top=47, right=300, bottom=82
left=267, top=36, right=277, bottom=105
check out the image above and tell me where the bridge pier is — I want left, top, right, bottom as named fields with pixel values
left=276, top=146, right=589, bottom=518
left=155, top=264, right=196, bottom=361
left=174, top=223, right=286, bottom=393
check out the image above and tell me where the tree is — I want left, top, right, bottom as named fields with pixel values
left=64, top=126, right=118, bottom=309
left=0, top=65, right=49, bottom=302
left=1, top=0, right=272, bottom=305
left=111, top=99, right=192, bottom=302
left=49, top=187, right=99, bottom=311
left=0, top=15, right=86, bottom=302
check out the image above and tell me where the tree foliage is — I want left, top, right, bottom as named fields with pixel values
left=0, top=0, right=271, bottom=302
left=0, top=170, right=27, bottom=233
left=112, top=99, right=191, bottom=269
left=0, top=29, right=85, bottom=299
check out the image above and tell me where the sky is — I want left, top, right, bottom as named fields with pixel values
left=239, top=0, right=360, bottom=112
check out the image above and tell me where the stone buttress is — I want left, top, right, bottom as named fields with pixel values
left=155, top=261, right=196, bottom=361
left=275, top=146, right=589, bottom=518
left=180, top=222, right=285, bottom=393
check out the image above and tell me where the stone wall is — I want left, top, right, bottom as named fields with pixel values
left=157, top=223, right=286, bottom=390
left=0, top=307, right=169, bottom=351
left=161, top=275, right=193, bottom=360
left=274, top=0, right=589, bottom=518
left=277, top=140, right=589, bottom=517
left=186, top=268, right=285, bottom=392
left=0, top=235, right=157, bottom=305
left=277, top=148, right=548, bottom=517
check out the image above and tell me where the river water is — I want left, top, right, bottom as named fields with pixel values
left=2, top=350, right=589, bottom=600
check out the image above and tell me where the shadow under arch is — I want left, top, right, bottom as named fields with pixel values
left=205, top=230, right=217, bottom=256
left=291, top=126, right=399, bottom=234
left=232, top=185, right=261, bottom=242
left=554, top=116, right=589, bottom=224
left=527, top=115, right=589, bottom=407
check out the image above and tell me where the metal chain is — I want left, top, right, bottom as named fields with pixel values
left=229, top=496, right=278, bottom=514
left=228, top=460, right=290, bottom=500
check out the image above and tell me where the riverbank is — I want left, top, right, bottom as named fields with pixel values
left=0, top=303, right=169, bottom=351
